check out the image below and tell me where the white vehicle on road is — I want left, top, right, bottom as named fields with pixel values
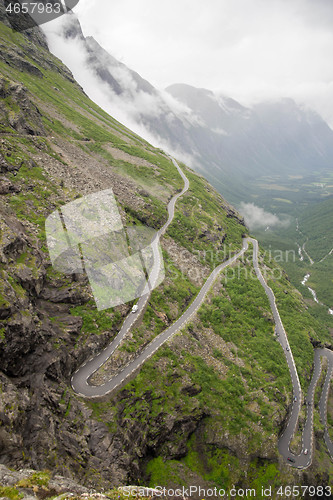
left=131, top=304, right=138, bottom=313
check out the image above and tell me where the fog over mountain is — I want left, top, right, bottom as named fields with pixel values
left=43, top=12, right=333, bottom=205
left=73, top=0, right=333, bottom=128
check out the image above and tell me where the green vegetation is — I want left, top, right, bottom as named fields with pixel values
left=199, top=248, right=291, bottom=396
left=17, top=470, right=50, bottom=488
left=7, top=275, right=26, bottom=299
left=0, top=486, right=23, bottom=500
left=120, top=250, right=199, bottom=353
left=328, top=381, right=333, bottom=442
left=85, top=141, right=182, bottom=195
left=146, top=437, right=283, bottom=496
left=88, top=246, right=297, bottom=489
left=0, top=292, right=10, bottom=311
left=251, top=184, right=333, bottom=327
left=182, top=437, right=240, bottom=486
left=314, top=358, right=328, bottom=408
left=0, top=138, right=66, bottom=242
left=88, top=243, right=332, bottom=489
left=70, top=301, right=122, bottom=338
left=183, top=438, right=282, bottom=493
left=266, top=258, right=331, bottom=391
left=168, top=167, right=246, bottom=269
left=146, top=457, right=183, bottom=485
left=300, top=197, right=333, bottom=261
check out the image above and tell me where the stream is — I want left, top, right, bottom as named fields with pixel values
left=296, top=219, right=332, bottom=315
left=297, top=243, right=304, bottom=262
left=301, top=273, right=333, bottom=315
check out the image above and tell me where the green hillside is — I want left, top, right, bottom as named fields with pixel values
left=254, top=194, right=333, bottom=324
left=300, top=196, right=333, bottom=261
left=0, top=6, right=332, bottom=494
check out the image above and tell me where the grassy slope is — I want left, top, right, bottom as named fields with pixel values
left=89, top=245, right=333, bottom=491
left=256, top=217, right=333, bottom=328
left=248, top=171, right=333, bottom=318
left=300, top=197, right=333, bottom=261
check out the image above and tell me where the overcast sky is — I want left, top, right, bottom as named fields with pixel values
left=68, top=0, right=333, bottom=124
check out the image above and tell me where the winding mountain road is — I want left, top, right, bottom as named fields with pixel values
left=71, top=157, right=189, bottom=398
left=70, top=159, right=333, bottom=468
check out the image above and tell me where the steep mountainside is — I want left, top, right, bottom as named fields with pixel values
left=0, top=3, right=333, bottom=494
left=44, top=13, right=333, bottom=205
left=254, top=195, right=333, bottom=320
left=299, top=197, right=333, bottom=262
left=52, top=13, right=198, bottom=163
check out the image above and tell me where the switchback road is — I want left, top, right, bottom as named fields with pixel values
left=70, top=160, right=333, bottom=468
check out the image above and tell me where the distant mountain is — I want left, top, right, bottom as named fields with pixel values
left=47, top=13, right=333, bottom=205
left=85, top=36, right=156, bottom=97
left=56, top=14, right=198, bottom=155
left=167, top=84, right=333, bottom=200
left=64, top=17, right=154, bottom=96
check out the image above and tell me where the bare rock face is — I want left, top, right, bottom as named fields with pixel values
left=0, top=175, right=20, bottom=194
left=0, top=78, right=45, bottom=135
left=0, top=0, right=48, bottom=49
left=39, top=286, right=89, bottom=304
left=0, top=210, right=154, bottom=488
left=0, top=463, right=113, bottom=499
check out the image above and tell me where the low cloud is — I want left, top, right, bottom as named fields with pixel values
left=42, top=14, right=200, bottom=156
left=239, top=202, right=289, bottom=230
left=72, top=0, right=333, bottom=127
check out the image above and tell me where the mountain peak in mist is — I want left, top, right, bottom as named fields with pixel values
left=166, top=83, right=249, bottom=129
left=167, top=83, right=246, bottom=113
left=44, top=13, right=333, bottom=203
left=85, top=35, right=156, bottom=96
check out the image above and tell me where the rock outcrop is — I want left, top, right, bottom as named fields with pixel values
left=0, top=78, right=45, bottom=135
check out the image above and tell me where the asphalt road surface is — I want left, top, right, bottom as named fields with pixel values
left=70, top=161, right=333, bottom=468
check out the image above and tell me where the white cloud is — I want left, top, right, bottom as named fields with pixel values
left=212, top=128, right=229, bottom=136
left=42, top=13, right=204, bottom=159
left=239, top=203, right=290, bottom=230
